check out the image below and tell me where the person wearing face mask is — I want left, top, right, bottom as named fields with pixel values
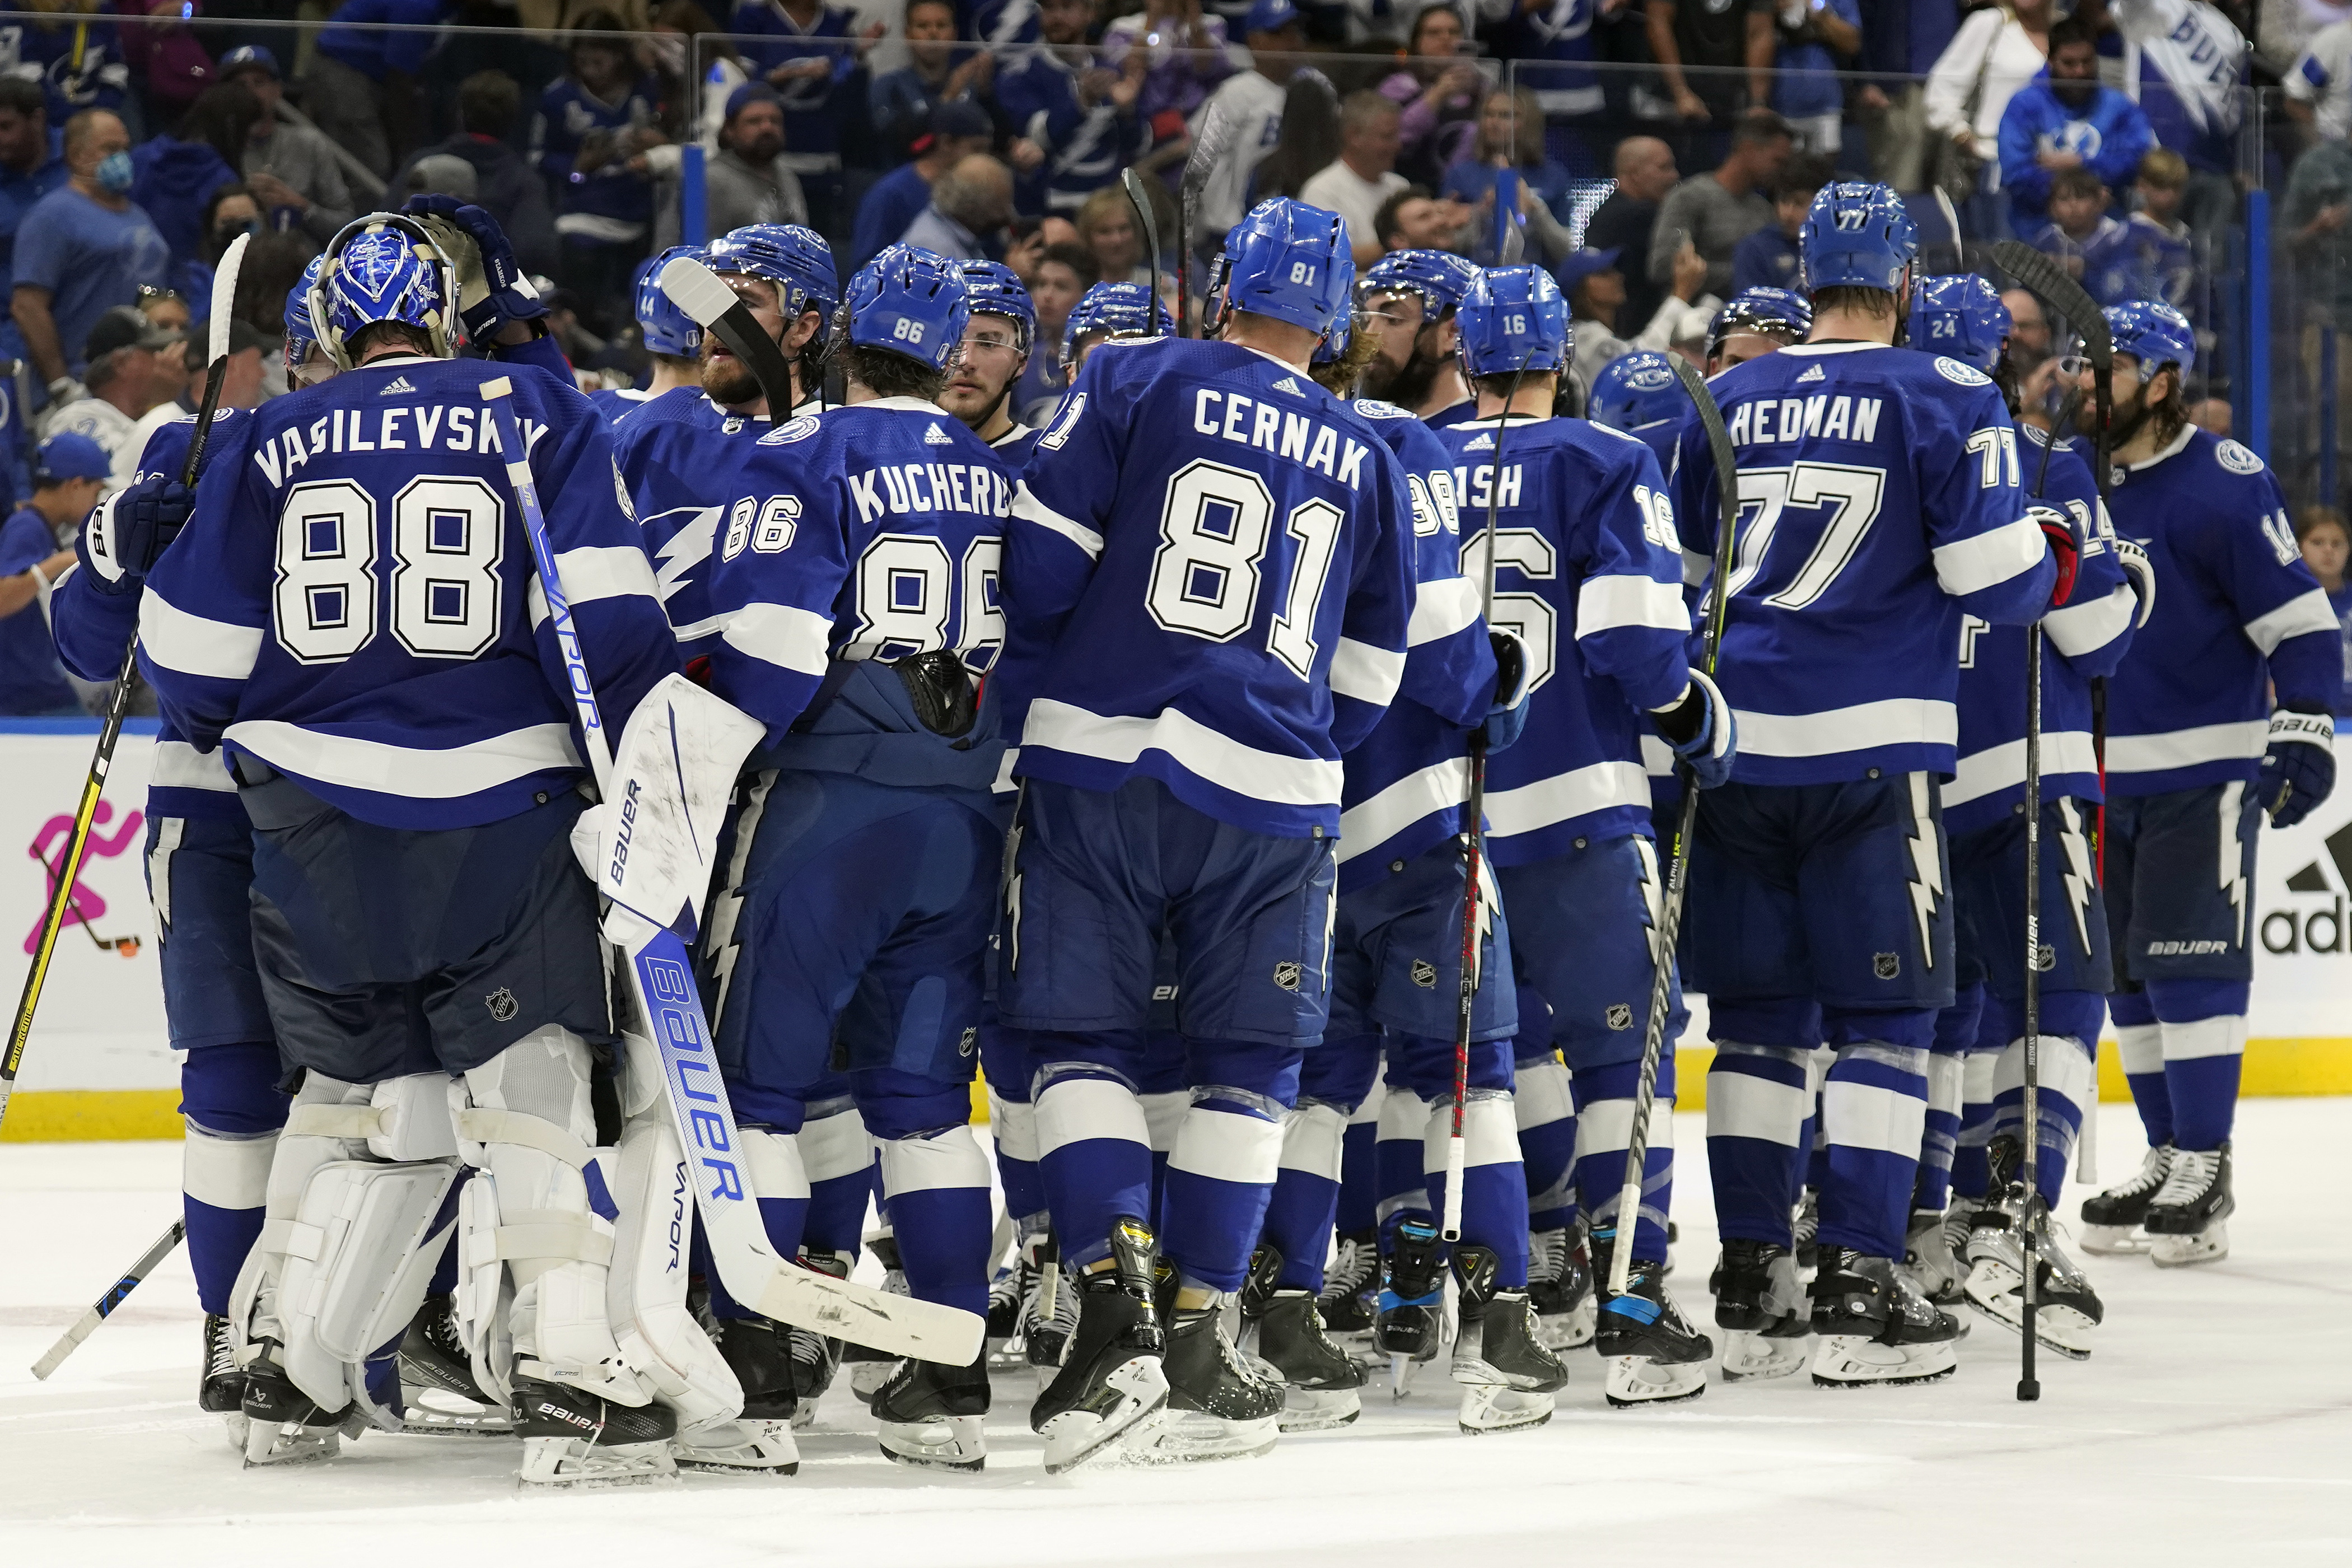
left=1995, top=17, right=2156, bottom=227
left=173, top=185, right=263, bottom=322
left=11, top=108, right=170, bottom=416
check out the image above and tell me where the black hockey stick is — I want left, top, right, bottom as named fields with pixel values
left=1, top=232, right=248, bottom=1136
left=1122, top=168, right=1163, bottom=341
left=1176, top=110, right=1233, bottom=337
left=660, top=254, right=801, bottom=418
left=1606, top=356, right=1739, bottom=1298
left=31, top=1219, right=185, bottom=1379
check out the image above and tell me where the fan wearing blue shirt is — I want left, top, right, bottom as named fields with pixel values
left=1996, top=18, right=2155, bottom=225
left=0, top=431, right=97, bottom=714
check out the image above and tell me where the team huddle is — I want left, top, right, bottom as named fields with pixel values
left=43, top=171, right=2337, bottom=1484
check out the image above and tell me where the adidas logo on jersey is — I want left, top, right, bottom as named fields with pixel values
left=380, top=375, right=418, bottom=395
left=1463, top=432, right=1495, bottom=451
left=1795, top=364, right=1824, bottom=384
left=1271, top=376, right=1304, bottom=396
left=924, top=423, right=955, bottom=445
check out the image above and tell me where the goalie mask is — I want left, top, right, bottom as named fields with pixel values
left=308, top=214, right=460, bottom=370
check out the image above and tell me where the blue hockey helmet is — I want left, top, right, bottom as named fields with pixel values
left=2102, top=299, right=2195, bottom=377
left=842, top=244, right=970, bottom=374
left=1457, top=265, right=1570, bottom=377
left=283, top=253, right=326, bottom=375
left=1907, top=274, right=2010, bottom=372
left=1709, top=286, right=1813, bottom=361
left=706, top=222, right=841, bottom=323
left=634, top=245, right=706, bottom=358
left=1589, top=350, right=1686, bottom=433
left=956, top=258, right=1036, bottom=355
left=1358, top=247, right=1480, bottom=319
left=1060, top=281, right=1173, bottom=370
left=308, top=213, right=458, bottom=368
left=1217, top=197, right=1355, bottom=336
left=1799, top=181, right=1918, bottom=295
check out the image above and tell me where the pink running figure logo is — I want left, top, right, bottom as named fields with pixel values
left=23, top=799, right=144, bottom=956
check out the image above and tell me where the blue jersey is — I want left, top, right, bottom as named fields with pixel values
left=590, top=386, right=656, bottom=423
left=727, top=0, right=860, bottom=166
left=1945, top=427, right=2136, bottom=837
left=613, top=388, right=776, bottom=658
left=533, top=76, right=660, bottom=239
left=1425, top=398, right=1480, bottom=433
left=1438, top=414, right=1690, bottom=866
left=138, top=356, right=677, bottom=830
left=0, top=8, right=128, bottom=122
left=1004, top=337, right=1417, bottom=838
left=995, top=48, right=1149, bottom=216
left=1668, top=342, right=2056, bottom=786
left=1995, top=82, right=2155, bottom=220
left=989, top=422, right=1040, bottom=469
left=0, top=503, right=71, bottom=713
left=699, top=397, right=1012, bottom=744
left=2103, top=427, right=2340, bottom=797
left=1495, top=0, right=1600, bottom=118
left=1333, top=401, right=1494, bottom=893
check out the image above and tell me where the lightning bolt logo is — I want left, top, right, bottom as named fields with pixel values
left=1905, top=772, right=1944, bottom=968
left=1633, top=834, right=1665, bottom=969
left=2219, top=781, right=2248, bottom=946
left=645, top=505, right=721, bottom=608
left=2055, top=798, right=2098, bottom=955
left=701, top=769, right=777, bottom=1025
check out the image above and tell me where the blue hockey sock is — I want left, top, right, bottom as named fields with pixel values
left=1951, top=1047, right=1998, bottom=1201
left=2108, top=987, right=2173, bottom=1148
left=1986, top=991, right=2104, bottom=1202
left=1262, top=1100, right=1348, bottom=1291
left=2149, top=979, right=2248, bottom=1152
left=1376, top=1079, right=1433, bottom=1230
left=1418, top=1090, right=1529, bottom=1285
left=1705, top=1039, right=1811, bottom=1247
left=1336, top=1090, right=1381, bottom=1235
left=800, top=1102, right=874, bottom=1261
left=179, top=1042, right=288, bottom=1316
left=1572, top=1053, right=1676, bottom=1263
left=1033, top=1051, right=1154, bottom=1271
left=1514, top=1050, right=1578, bottom=1233
left=1817, top=1014, right=1934, bottom=1259
left=984, top=1089, right=1046, bottom=1230
left=876, top=1129, right=995, bottom=1319
left=1916, top=983, right=1982, bottom=1212
left=1158, top=1039, right=1301, bottom=1293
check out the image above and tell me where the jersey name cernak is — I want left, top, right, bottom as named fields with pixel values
left=249, top=403, right=551, bottom=488
left=1186, top=387, right=1376, bottom=489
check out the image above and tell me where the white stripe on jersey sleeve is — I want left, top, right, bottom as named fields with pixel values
left=151, top=740, right=236, bottom=794
left=1407, top=575, right=1480, bottom=647
left=1337, top=755, right=1470, bottom=863
left=720, top=601, right=834, bottom=678
left=1931, top=514, right=2047, bottom=598
left=1576, top=575, right=1690, bottom=637
left=1945, top=730, right=2102, bottom=809
left=137, top=591, right=263, bottom=682
left=1483, top=759, right=1650, bottom=839
left=1733, top=697, right=1957, bottom=758
left=1011, top=481, right=1104, bottom=561
left=223, top=720, right=581, bottom=797
left=2044, top=581, right=2134, bottom=659
left=2243, top=587, right=2340, bottom=655
left=1022, top=697, right=1345, bottom=807
left=2104, top=719, right=2269, bottom=775
left=1329, top=637, right=1405, bottom=707
left=526, top=545, right=662, bottom=628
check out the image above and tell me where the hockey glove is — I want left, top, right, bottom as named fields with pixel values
left=78, top=474, right=192, bottom=594
left=2261, top=706, right=2335, bottom=828
left=1478, top=628, right=1531, bottom=753
left=2113, top=536, right=2156, bottom=628
left=403, top=194, right=547, bottom=343
left=2031, top=502, right=2083, bottom=608
left=1651, top=668, right=1735, bottom=790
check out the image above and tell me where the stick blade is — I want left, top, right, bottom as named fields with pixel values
left=1990, top=240, right=2113, bottom=361
left=659, top=254, right=740, bottom=330
left=1121, top=167, right=1163, bottom=258
left=207, top=231, right=250, bottom=366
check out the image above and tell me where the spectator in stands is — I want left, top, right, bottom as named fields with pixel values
left=1772, top=0, right=1861, bottom=153
left=1301, top=91, right=1408, bottom=267
left=129, top=83, right=255, bottom=272
left=1564, top=240, right=1711, bottom=393
left=647, top=0, right=750, bottom=150
left=2108, top=0, right=2246, bottom=241
left=1000, top=0, right=1151, bottom=218
left=306, top=0, right=455, bottom=180
left=126, top=312, right=265, bottom=463
left=0, top=432, right=100, bottom=716
left=2285, top=125, right=2352, bottom=328
left=180, top=184, right=260, bottom=318
left=44, top=304, right=176, bottom=487
left=218, top=46, right=354, bottom=250
left=12, top=110, right=168, bottom=403
left=1441, top=87, right=1572, bottom=225
left=703, top=84, right=809, bottom=233
left=535, top=17, right=668, bottom=322
left=1926, top=0, right=2051, bottom=236
left=1856, top=0, right=1962, bottom=191
left=396, top=71, right=559, bottom=281
left=0, top=81, right=67, bottom=368
left=730, top=0, right=888, bottom=240
left=1101, top=0, right=1233, bottom=161
left=2294, top=507, right=2352, bottom=710
left=1014, top=237, right=1095, bottom=422
left=1375, top=183, right=1469, bottom=253
left=852, top=98, right=993, bottom=273
left=1374, top=6, right=1484, bottom=189
left=2285, top=17, right=2352, bottom=146
left=2023, top=165, right=2137, bottom=301
left=1996, top=17, right=2154, bottom=225
left=1649, top=113, right=1789, bottom=302
left=12, top=7, right=128, bottom=127
left=1585, top=135, right=1677, bottom=332
left=900, top=152, right=1014, bottom=259
left=1074, top=182, right=1149, bottom=283
left=2123, top=147, right=2195, bottom=308
left=1189, top=0, right=1305, bottom=248
left=1645, top=0, right=1775, bottom=156
left=1730, top=151, right=1827, bottom=294
left=871, top=0, right=996, bottom=164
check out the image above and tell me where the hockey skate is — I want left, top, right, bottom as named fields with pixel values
left=238, top=1341, right=352, bottom=1467
left=670, top=1418, right=801, bottom=1476
left=512, top=1375, right=678, bottom=1488
left=1449, top=1245, right=1567, bottom=1434
left=1030, top=1217, right=1169, bottom=1474
left=1527, top=1219, right=1597, bottom=1350
left=986, top=1232, right=1043, bottom=1371
left=1808, top=1249, right=1960, bottom=1388
left=1024, top=1236, right=1080, bottom=1379
left=1239, top=1245, right=1364, bottom=1431
left=1149, top=1262, right=1283, bottom=1462
left=1315, top=1226, right=1379, bottom=1350
left=2145, top=1144, right=2234, bottom=1268
left=784, top=1249, right=850, bottom=1426
left=1710, top=1239, right=1810, bottom=1380
left=2079, top=1143, right=2173, bottom=1255
left=1963, top=1196, right=2104, bottom=1359
left=1593, top=1231, right=1709, bottom=1407
left=395, top=1294, right=514, bottom=1438
left=200, top=1314, right=248, bottom=1446
left=845, top=1236, right=907, bottom=1402
left=1374, top=1217, right=1447, bottom=1399
left=1901, top=1208, right=1968, bottom=1306
left=708, top=1311, right=802, bottom=1463
left=872, top=1350, right=990, bottom=1471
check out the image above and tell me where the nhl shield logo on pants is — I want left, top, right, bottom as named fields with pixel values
left=485, top=987, right=519, bottom=1022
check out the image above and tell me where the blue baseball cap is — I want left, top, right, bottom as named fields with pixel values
left=219, top=45, right=279, bottom=80
left=35, top=432, right=110, bottom=484
left=1244, top=0, right=1303, bottom=35
left=725, top=82, right=781, bottom=123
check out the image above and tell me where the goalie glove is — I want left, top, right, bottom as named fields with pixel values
left=403, top=194, right=548, bottom=344
left=2261, top=707, right=2335, bottom=828
left=1652, top=668, right=1735, bottom=790
left=1478, top=629, right=1531, bottom=753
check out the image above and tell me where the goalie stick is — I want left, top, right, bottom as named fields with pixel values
left=1606, top=356, right=1739, bottom=1298
left=1, top=232, right=249, bottom=1137
left=478, top=379, right=982, bottom=1365
left=30, top=1219, right=185, bottom=1379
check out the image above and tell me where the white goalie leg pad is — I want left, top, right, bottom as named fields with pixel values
left=605, top=1109, right=745, bottom=1434
left=235, top=1074, right=367, bottom=1364
left=269, top=1074, right=462, bottom=1417
left=457, top=1025, right=650, bottom=1407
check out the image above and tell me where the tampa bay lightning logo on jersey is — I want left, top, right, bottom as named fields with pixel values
left=2215, top=439, right=2265, bottom=475
left=1933, top=356, right=1990, bottom=387
left=342, top=230, right=412, bottom=301
left=767, top=414, right=822, bottom=445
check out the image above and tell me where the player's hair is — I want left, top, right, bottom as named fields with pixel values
left=846, top=342, right=948, bottom=403
left=1809, top=284, right=1897, bottom=322
left=2050, top=166, right=2106, bottom=203
left=2137, top=147, right=2188, bottom=190
left=458, top=69, right=522, bottom=137
left=1469, top=367, right=1560, bottom=400
left=1991, top=352, right=2022, bottom=418
left=1374, top=183, right=1433, bottom=249
left=348, top=320, right=435, bottom=361
left=1308, top=316, right=1385, bottom=397
left=2144, top=363, right=2188, bottom=445
left=0, top=78, right=45, bottom=119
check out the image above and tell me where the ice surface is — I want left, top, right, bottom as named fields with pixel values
left=4, top=1102, right=2348, bottom=1567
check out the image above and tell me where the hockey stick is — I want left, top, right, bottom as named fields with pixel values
left=1, top=232, right=248, bottom=1136
left=478, top=380, right=983, bottom=1365
left=1123, top=169, right=1163, bottom=339
left=30, top=1219, right=185, bottom=1379
left=1176, top=110, right=1233, bottom=337
left=1606, top=356, right=1738, bottom=1298
left=659, top=255, right=802, bottom=420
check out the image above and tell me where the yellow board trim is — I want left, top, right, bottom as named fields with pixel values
left=8, top=1038, right=2349, bottom=1142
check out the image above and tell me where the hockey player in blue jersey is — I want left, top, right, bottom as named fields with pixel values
left=2080, top=301, right=2339, bottom=1268
left=592, top=246, right=706, bottom=424
left=693, top=245, right=1012, bottom=1472
left=1057, top=279, right=1173, bottom=385
left=1894, top=276, right=2144, bottom=1361
left=997, top=196, right=1417, bottom=1471
left=136, top=215, right=682, bottom=1480
left=1706, top=286, right=1812, bottom=375
left=1588, top=349, right=1689, bottom=470
left=944, top=260, right=1043, bottom=464
left=1356, top=248, right=1483, bottom=427
left=1435, top=267, right=1735, bottom=1408
left=1670, top=183, right=2079, bottom=1389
